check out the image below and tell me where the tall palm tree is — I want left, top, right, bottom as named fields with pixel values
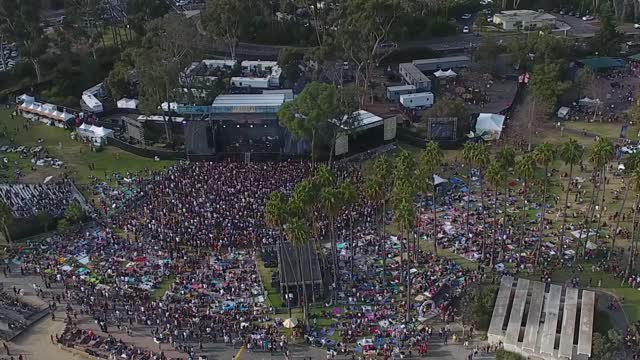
left=609, top=152, right=640, bottom=260
left=462, top=142, right=477, bottom=239
left=420, top=141, right=444, bottom=254
left=364, top=177, right=386, bottom=284
left=558, top=139, right=584, bottom=259
left=319, top=186, right=342, bottom=304
left=284, top=214, right=310, bottom=330
left=533, top=142, right=556, bottom=267
left=473, top=143, right=490, bottom=265
left=497, top=146, right=516, bottom=262
left=370, top=155, right=394, bottom=286
left=393, top=195, right=415, bottom=325
left=586, top=138, right=614, bottom=254
left=340, top=180, right=358, bottom=283
left=265, top=192, right=291, bottom=315
left=486, top=161, right=505, bottom=268
left=393, top=150, right=417, bottom=265
left=515, top=153, right=536, bottom=263
left=292, top=179, right=321, bottom=303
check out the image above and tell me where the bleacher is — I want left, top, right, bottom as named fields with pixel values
left=0, top=287, right=46, bottom=340
left=0, top=182, right=80, bottom=218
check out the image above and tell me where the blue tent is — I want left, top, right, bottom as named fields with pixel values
left=449, top=177, right=465, bottom=185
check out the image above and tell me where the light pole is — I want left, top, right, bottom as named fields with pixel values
left=285, top=293, right=293, bottom=319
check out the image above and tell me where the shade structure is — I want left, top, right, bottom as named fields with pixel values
left=475, top=113, right=506, bottom=140
left=433, top=69, right=447, bottom=78
left=283, top=318, right=298, bottom=328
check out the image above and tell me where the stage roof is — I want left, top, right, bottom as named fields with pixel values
left=211, top=94, right=285, bottom=114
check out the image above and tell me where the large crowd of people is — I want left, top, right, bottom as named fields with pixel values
left=0, top=182, right=79, bottom=218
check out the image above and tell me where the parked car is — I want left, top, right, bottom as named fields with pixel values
left=634, top=23, right=640, bottom=29
left=582, top=15, right=595, bottom=21
left=463, top=26, right=470, bottom=33
left=461, top=13, right=472, bottom=20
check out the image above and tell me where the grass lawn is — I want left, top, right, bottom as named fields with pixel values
left=256, top=257, right=284, bottom=309
left=0, top=111, right=174, bottom=184
left=152, top=275, right=176, bottom=300
left=563, top=121, right=640, bottom=141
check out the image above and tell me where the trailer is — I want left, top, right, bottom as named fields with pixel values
left=400, top=92, right=434, bottom=109
left=386, top=85, right=416, bottom=101
left=231, top=77, right=270, bottom=89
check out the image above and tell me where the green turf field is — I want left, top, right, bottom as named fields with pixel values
left=0, top=110, right=174, bottom=184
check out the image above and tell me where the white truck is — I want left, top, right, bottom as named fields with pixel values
left=400, top=92, right=434, bottom=109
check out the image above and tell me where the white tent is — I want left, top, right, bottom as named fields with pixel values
left=82, top=93, right=103, bottom=113
left=475, top=113, right=506, bottom=140
left=578, top=97, right=601, bottom=107
left=117, top=98, right=139, bottom=110
left=90, top=125, right=113, bottom=138
left=444, top=69, right=457, bottom=77
left=557, top=106, right=570, bottom=119
left=160, top=102, right=179, bottom=112
left=16, top=94, right=34, bottom=104
left=433, top=69, right=447, bottom=78
left=433, top=174, right=448, bottom=186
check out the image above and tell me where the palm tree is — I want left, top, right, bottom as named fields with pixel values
left=364, top=177, right=386, bottom=284
left=496, top=146, right=516, bottom=262
left=515, top=153, right=536, bottom=263
left=369, top=155, right=394, bottom=286
left=284, top=214, right=310, bottom=330
left=0, top=201, right=12, bottom=244
left=292, top=178, right=321, bottom=303
left=533, top=142, right=556, bottom=268
left=340, top=180, right=358, bottom=283
left=420, top=141, right=444, bottom=254
left=558, top=139, right=584, bottom=259
left=394, top=150, right=417, bottom=265
left=319, top=186, right=342, bottom=304
left=609, top=152, right=640, bottom=261
left=393, top=195, right=415, bottom=325
left=485, top=161, right=505, bottom=268
left=265, top=192, right=291, bottom=316
left=462, top=142, right=477, bottom=239
left=473, top=143, right=490, bottom=265
left=586, top=138, right=614, bottom=255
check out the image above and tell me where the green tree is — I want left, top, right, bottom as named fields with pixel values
left=339, top=0, right=399, bottom=104
left=283, top=214, right=310, bottom=330
left=533, top=142, right=555, bottom=268
left=486, top=161, right=506, bottom=268
left=558, top=139, right=584, bottom=259
left=591, top=2, right=622, bottom=56
left=623, top=169, right=640, bottom=283
left=57, top=218, right=71, bottom=233
left=473, top=143, right=490, bottom=264
left=462, top=142, right=477, bottom=240
left=609, top=152, right=640, bottom=260
left=340, top=179, right=358, bottom=283
left=106, top=62, right=132, bottom=100
left=36, top=211, right=52, bottom=233
left=277, top=82, right=340, bottom=163
left=265, top=191, right=291, bottom=315
left=64, top=202, right=84, bottom=225
left=318, top=173, right=342, bottom=304
left=475, top=37, right=499, bottom=74
left=496, top=146, right=516, bottom=262
left=0, top=201, right=12, bottom=243
left=515, top=153, right=536, bottom=261
left=418, top=141, right=443, bottom=254
left=529, top=61, right=571, bottom=112
left=0, top=0, right=48, bottom=82
left=127, top=0, right=169, bottom=36
left=278, top=47, right=305, bottom=84
left=203, top=0, right=248, bottom=60
left=588, top=138, right=614, bottom=250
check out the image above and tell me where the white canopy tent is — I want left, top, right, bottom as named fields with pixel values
left=77, top=123, right=113, bottom=145
left=16, top=94, right=35, bottom=104
left=82, top=93, right=103, bottom=113
left=117, top=98, right=139, bottom=110
left=433, top=69, right=447, bottom=78
left=475, top=113, right=506, bottom=140
left=578, top=97, right=602, bottom=107
left=444, top=69, right=457, bottom=77
left=160, top=102, right=180, bottom=112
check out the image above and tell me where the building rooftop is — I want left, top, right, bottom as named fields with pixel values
left=412, top=56, right=471, bottom=65
left=211, top=94, right=285, bottom=114
left=494, top=10, right=556, bottom=21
